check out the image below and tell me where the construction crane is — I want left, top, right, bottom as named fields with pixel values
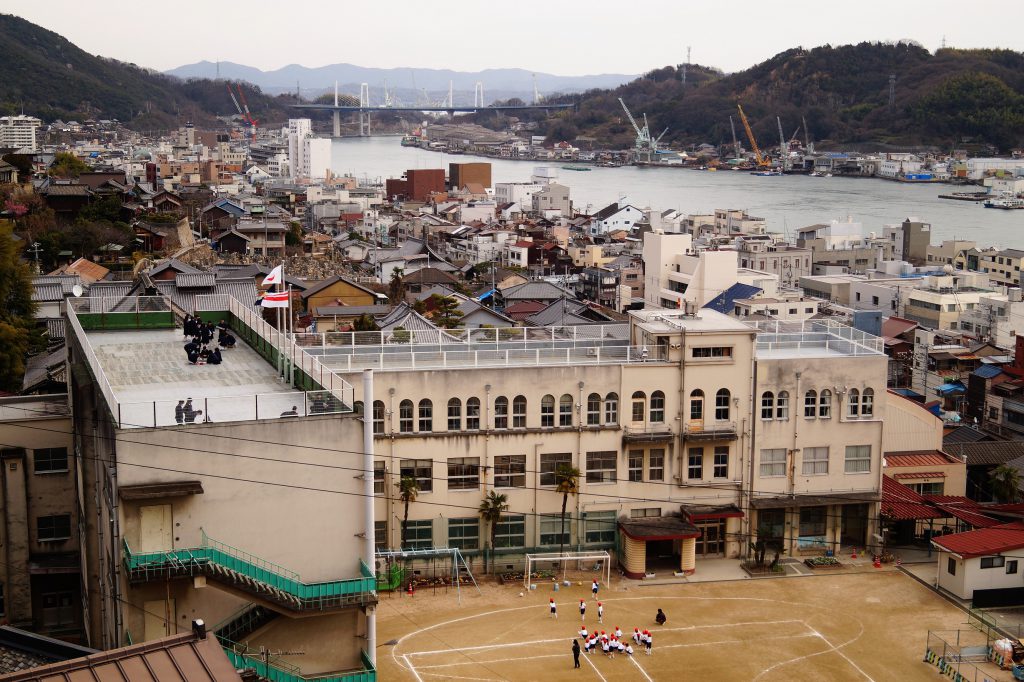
left=619, top=97, right=667, bottom=163
left=729, top=115, right=741, bottom=158
left=234, top=84, right=258, bottom=139
left=802, top=115, right=814, bottom=154
left=226, top=84, right=243, bottom=118
left=736, top=104, right=768, bottom=168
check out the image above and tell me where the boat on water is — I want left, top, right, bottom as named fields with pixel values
left=561, top=165, right=591, bottom=171
left=751, top=169, right=782, bottom=176
left=984, top=195, right=1024, bottom=209
left=399, top=135, right=419, bottom=147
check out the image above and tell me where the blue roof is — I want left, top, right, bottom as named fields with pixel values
left=937, top=382, right=966, bottom=395
left=476, top=289, right=496, bottom=301
left=702, top=283, right=762, bottom=314
left=973, top=364, right=1004, bottom=379
left=893, top=388, right=924, bottom=399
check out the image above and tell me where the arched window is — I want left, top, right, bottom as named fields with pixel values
left=650, top=390, right=666, bottom=423
left=512, top=395, right=527, bottom=428
left=494, top=396, right=509, bottom=429
left=862, top=388, right=874, bottom=417
left=399, top=399, right=414, bottom=433
left=631, top=391, right=646, bottom=422
left=559, top=394, right=573, bottom=426
left=466, top=397, right=481, bottom=430
left=447, top=398, right=462, bottom=431
left=776, top=391, right=789, bottom=420
left=541, top=395, right=555, bottom=427
left=819, top=389, right=832, bottom=419
left=715, top=389, right=731, bottom=421
left=848, top=388, right=860, bottom=417
left=690, top=389, right=704, bottom=421
left=761, top=391, right=774, bottom=420
left=604, top=392, right=618, bottom=425
left=418, top=399, right=433, bottom=432
left=804, top=390, right=817, bottom=418
left=372, top=400, right=385, bottom=435
left=587, top=393, right=602, bottom=426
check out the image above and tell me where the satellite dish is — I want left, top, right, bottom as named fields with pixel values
left=71, top=284, right=84, bottom=297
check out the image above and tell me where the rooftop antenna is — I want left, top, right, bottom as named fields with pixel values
left=681, top=46, right=691, bottom=88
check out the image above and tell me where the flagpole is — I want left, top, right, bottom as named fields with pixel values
left=276, top=262, right=284, bottom=380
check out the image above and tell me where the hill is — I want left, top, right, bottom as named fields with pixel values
left=534, top=42, right=1024, bottom=152
left=0, top=14, right=295, bottom=130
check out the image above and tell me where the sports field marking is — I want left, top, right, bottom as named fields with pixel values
left=628, top=653, right=654, bottom=682
left=752, top=619, right=870, bottom=681
left=807, top=624, right=876, bottom=681
left=580, top=650, right=608, bottom=682
left=403, top=654, right=424, bottom=682
left=413, top=653, right=564, bottom=670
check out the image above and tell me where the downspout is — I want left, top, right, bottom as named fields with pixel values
left=789, top=371, right=802, bottom=557
left=576, top=380, right=584, bottom=552
left=362, top=370, right=376, bottom=665
left=747, top=346, right=757, bottom=560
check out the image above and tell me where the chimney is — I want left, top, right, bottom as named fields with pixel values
left=192, top=619, right=207, bottom=639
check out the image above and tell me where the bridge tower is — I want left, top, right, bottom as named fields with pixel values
left=359, top=83, right=371, bottom=137
left=332, top=81, right=341, bottom=138
left=474, top=82, right=484, bottom=108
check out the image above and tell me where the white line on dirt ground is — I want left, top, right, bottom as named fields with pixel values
left=414, top=653, right=564, bottom=670
left=581, top=650, right=609, bottom=682
left=807, top=625, right=877, bottom=682
left=629, top=654, right=655, bottom=682
left=403, top=654, right=425, bottom=682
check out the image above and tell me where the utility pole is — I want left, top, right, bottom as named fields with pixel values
left=29, top=242, right=42, bottom=274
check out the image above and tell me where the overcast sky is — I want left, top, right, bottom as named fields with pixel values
left=6, top=1, right=1022, bottom=76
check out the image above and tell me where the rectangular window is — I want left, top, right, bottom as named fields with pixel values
left=909, top=481, right=944, bottom=496
left=447, top=518, right=479, bottom=550
left=713, top=446, right=729, bottom=479
left=37, top=514, right=71, bottom=542
left=586, top=451, right=617, bottom=484
left=447, top=402, right=461, bottom=431
left=947, top=557, right=956, bottom=576
left=799, top=506, right=827, bottom=539
left=495, top=399, right=509, bottom=429
left=400, top=459, right=433, bottom=492
left=760, top=449, right=787, bottom=477
left=374, top=520, right=387, bottom=551
left=776, top=392, right=789, bottom=420
left=559, top=399, right=573, bottom=427
left=466, top=400, right=480, bottom=430
left=692, top=347, right=733, bottom=359
left=1008, top=560, right=1019, bottom=575
left=981, top=556, right=1006, bottom=569
left=802, top=447, right=829, bottom=476
left=844, top=445, right=871, bottom=474
left=418, top=403, right=432, bottom=432
left=373, top=460, right=385, bottom=495
left=33, top=448, right=69, bottom=473
left=447, top=457, right=480, bottom=490
left=494, top=455, right=526, bottom=488
left=628, top=450, right=643, bottom=482
left=604, top=395, right=618, bottom=424
left=648, top=449, right=665, bottom=481
left=539, top=514, right=570, bottom=546
left=494, top=514, right=525, bottom=548
left=404, top=519, right=433, bottom=550
left=540, top=453, right=571, bottom=486
left=630, top=507, right=660, bottom=518
left=687, top=447, right=704, bottom=480
left=584, top=510, right=616, bottom=545
left=587, top=395, right=601, bottom=425
left=373, top=402, right=385, bottom=434
left=512, top=398, right=526, bottom=428
left=399, top=403, right=414, bottom=433
left=761, top=393, right=774, bottom=420
left=541, top=400, right=554, bottom=428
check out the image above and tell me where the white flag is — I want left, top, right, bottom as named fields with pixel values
left=262, top=265, right=283, bottom=287
left=260, top=291, right=290, bottom=308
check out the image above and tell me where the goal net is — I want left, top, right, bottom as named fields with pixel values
left=524, top=551, right=611, bottom=591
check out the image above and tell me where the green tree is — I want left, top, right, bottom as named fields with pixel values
left=352, top=314, right=379, bottom=332
left=0, top=222, right=39, bottom=391
left=429, top=294, right=464, bottom=329
left=392, top=326, right=410, bottom=344
left=285, top=221, right=302, bottom=247
left=49, top=152, right=89, bottom=179
left=554, top=463, right=581, bottom=558
left=477, top=490, right=509, bottom=575
left=990, top=464, right=1022, bottom=503
left=388, top=267, right=405, bottom=301
left=396, top=475, right=420, bottom=549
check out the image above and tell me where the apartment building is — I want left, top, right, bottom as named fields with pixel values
left=980, top=248, right=1024, bottom=288
left=901, top=271, right=1002, bottom=331
left=65, top=296, right=376, bottom=678
left=0, top=395, right=81, bottom=641
left=796, top=219, right=894, bottom=274
left=0, top=115, right=42, bottom=152
left=733, top=237, right=812, bottom=288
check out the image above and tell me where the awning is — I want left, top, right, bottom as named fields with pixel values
left=619, top=516, right=700, bottom=541
left=751, top=493, right=875, bottom=510
left=893, top=471, right=947, bottom=480
left=934, top=504, right=1000, bottom=529
left=119, top=480, right=204, bottom=500
left=681, top=503, right=744, bottom=521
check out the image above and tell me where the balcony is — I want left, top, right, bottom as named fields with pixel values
left=683, top=421, right=738, bottom=441
left=622, top=423, right=675, bottom=444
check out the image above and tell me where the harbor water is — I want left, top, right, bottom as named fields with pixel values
left=331, top=137, right=1021, bottom=248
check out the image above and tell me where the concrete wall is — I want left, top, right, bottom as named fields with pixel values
left=937, top=551, right=1024, bottom=600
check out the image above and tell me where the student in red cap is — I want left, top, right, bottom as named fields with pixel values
left=579, top=599, right=586, bottom=621
left=549, top=598, right=557, bottom=619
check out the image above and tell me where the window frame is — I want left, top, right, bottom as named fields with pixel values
left=447, top=398, right=462, bottom=431
left=494, top=454, right=527, bottom=488
left=776, top=391, right=789, bottom=420
left=690, top=390, right=704, bottom=421
left=715, top=389, right=731, bottom=421
left=687, top=447, right=704, bottom=480
left=403, top=519, right=433, bottom=550
left=559, top=394, right=574, bottom=427
left=862, top=388, right=874, bottom=417
left=802, top=447, right=829, bottom=476
left=494, top=396, right=509, bottom=429
left=848, top=388, right=860, bottom=417
left=631, top=391, right=646, bottom=422
left=819, top=389, right=832, bottom=419
left=33, top=447, right=69, bottom=474
left=804, top=390, right=817, bottom=418
left=512, top=395, right=527, bottom=428
left=466, top=397, right=481, bottom=430
left=760, top=448, right=787, bottom=477
left=760, top=391, right=774, bottom=420
left=447, top=517, right=480, bottom=550
left=372, top=400, right=386, bottom=434
left=540, top=395, right=555, bottom=428
left=539, top=453, right=571, bottom=486
left=603, top=392, right=618, bottom=425
left=417, top=399, right=433, bottom=432
left=586, top=451, right=617, bottom=484
left=373, top=460, right=385, bottom=494
left=447, top=457, right=480, bottom=490
left=649, top=390, right=666, bottom=423
left=399, top=458, right=433, bottom=492
left=648, top=448, right=665, bottom=481
left=628, top=450, right=643, bottom=482
left=37, top=514, right=72, bottom=542
left=539, top=513, right=571, bottom=547
left=844, top=444, right=871, bottom=474
left=583, top=510, right=616, bottom=545
left=494, top=514, right=526, bottom=548
left=712, top=446, right=729, bottom=479
left=981, top=556, right=1006, bottom=569
left=587, top=393, right=602, bottom=426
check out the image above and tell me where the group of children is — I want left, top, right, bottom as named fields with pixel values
left=182, top=315, right=235, bottom=365
left=577, top=625, right=654, bottom=657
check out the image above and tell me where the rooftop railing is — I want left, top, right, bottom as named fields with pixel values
left=292, top=323, right=630, bottom=349
left=752, top=319, right=884, bottom=356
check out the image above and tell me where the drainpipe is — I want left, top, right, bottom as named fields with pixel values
left=362, top=370, right=376, bottom=665
left=576, top=381, right=584, bottom=552
left=790, top=371, right=802, bottom=557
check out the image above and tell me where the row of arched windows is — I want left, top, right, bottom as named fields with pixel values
left=761, top=388, right=874, bottom=421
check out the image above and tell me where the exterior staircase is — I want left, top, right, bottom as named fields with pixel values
left=122, top=530, right=377, bottom=613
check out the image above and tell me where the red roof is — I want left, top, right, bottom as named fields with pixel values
left=924, top=495, right=1000, bottom=529
left=885, top=451, right=959, bottom=467
left=932, top=521, right=1024, bottom=558
left=893, top=471, right=946, bottom=480
left=881, top=476, right=944, bottom=521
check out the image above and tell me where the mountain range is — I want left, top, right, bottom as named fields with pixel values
left=164, top=61, right=638, bottom=100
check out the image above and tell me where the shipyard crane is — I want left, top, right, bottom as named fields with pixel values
left=619, top=97, right=666, bottom=163
left=729, top=115, right=741, bottom=157
left=802, top=115, right=814, bottom=154
left=736, top=104, right=769, bottom=168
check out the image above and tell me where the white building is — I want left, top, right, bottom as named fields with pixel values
left=591, top=202, right=643, bottom=236
left=933, top=524, right=1024, bottom=600
left=0, top=115, right=42, bottom=151
left=965, top=158, right=1024, bottom=181
left=302, top=137, right=332, bottom=180
left=494, top=181, right=545, bottom=208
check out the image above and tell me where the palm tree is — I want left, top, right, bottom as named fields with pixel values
left=990, top=464, right=1022, bottom=503
left=396, top=475, right=420, bottom=548
left=554, top=463, right=581, bottom=558
left=478, top=490, right=509, bottom=574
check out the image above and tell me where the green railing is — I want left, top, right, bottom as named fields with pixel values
left=220, top=639, right=375, bottom=682
left=123, top=530, right=376, bottom=605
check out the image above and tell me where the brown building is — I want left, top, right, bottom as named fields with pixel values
left=0, top=395, right=83, bottom=642
left=449, top=162, right=491, bottom=190
left=385, top=168, right=445, bottom=202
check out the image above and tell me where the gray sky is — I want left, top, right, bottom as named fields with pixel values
left=7, top=0, right=1022, bottom=75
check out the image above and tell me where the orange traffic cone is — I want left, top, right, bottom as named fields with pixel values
left=851, top=549, right=858, bottom=559
left=407, top=582, right=415, bottom=597
left=873, top=556, right=881, bottom=569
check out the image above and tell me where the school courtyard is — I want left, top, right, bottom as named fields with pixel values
left=371, top=568, right=1012, bottom=682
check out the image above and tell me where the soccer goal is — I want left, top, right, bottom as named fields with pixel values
left=524, top=551, right=611, bottom=591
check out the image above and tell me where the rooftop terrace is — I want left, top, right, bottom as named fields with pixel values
left=67, top=297, right=354, bottom=428
left=752, top=319, right=884, bottom=359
